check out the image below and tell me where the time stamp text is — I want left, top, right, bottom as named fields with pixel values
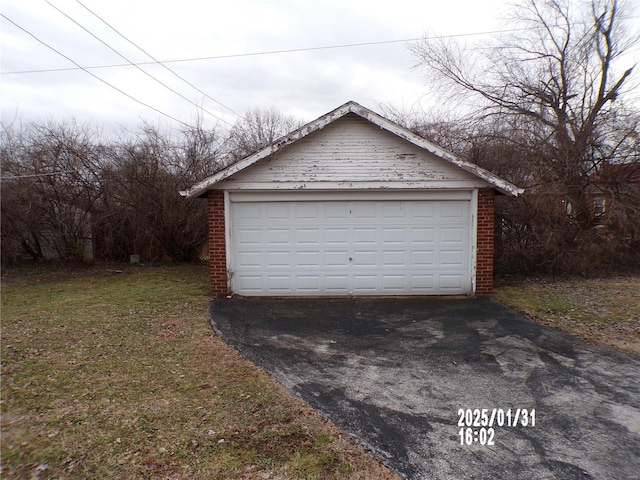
left=458, top=408, right=536, bottom=446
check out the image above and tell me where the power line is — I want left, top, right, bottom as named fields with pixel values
left=4, top=11, right=640, bottom=78
left=75, top=0, right=243, bottom=120
left=0, top=171, right=74, bottom=180
left=45, top=0, right=233, bottom=126
left=0, top=14, right=191, bottom=128
left=1, top=28, right=529, bottom=76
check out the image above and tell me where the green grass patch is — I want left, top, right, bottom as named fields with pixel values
left=1, top=264, right=398, bottom=479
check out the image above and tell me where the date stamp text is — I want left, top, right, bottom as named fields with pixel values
left=457, top=408, right=536, bottom=446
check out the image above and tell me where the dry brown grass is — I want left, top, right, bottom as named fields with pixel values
left=1, top=264, right=399, bottom=479
left=493, top=275, right=640, bottom=356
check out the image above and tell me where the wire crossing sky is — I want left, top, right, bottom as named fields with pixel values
left=1, top=0, right=639, bottom=133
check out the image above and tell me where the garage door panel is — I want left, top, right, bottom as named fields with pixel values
left=325, top=251, right=349, bottom=266
left=354, top=251, right=377, bottom=266
left=265, top=203, right=290, bottom=219
left=440, top=202, right=466, bottom=219
left=353, top=228, right=376, bottom=244
left=268, top=275, right=294, bottom=291
left=296, top=228, right=320, bottom=245
left=230, top=199, right=471, bottom=295
left=236, top=228, right=262, bottom=244
left=412, top=227, right=435, bottom=244
left=237, top=251, right=264, bottom=267
left=440, top=274, right=465, bottom=290
left=411, top=250, right=434, bottom=266
left=382, top=275, right=405, bottom=289
left=440, top=250, right=465, bottom=266
left=295, top=251, right=319, bottom=266
left=412, top=203, right=436, bottom=219
left=266, top=229, right=290, bottom=245
left=440, top=227, right=466, bottom=243
left=325, top=228, right=349, bottom=244
left=296, top=275, right=321, bottom=291
left=325, top=204, right=350, bottom=219
left=266, top=251, right=291, bottom=266
left=382, top=250, right=406, bottom=266
left=236, top=275, right=263, bottom=291
left=352, top=203, right=377, bottom=219
left=325, top=275, right=349, bottom=291
left=410, top=274, right=435, bottom=290
left=382, top=228, right=406, bottom=243
left=234, top=203, right=262, bottom=221
left=381, top=202, right=405, bottom=218
left=353, top=274, right=377, bottom=290
left=295, top=203, right=320, bottom=219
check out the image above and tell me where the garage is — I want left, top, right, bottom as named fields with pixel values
left=230, top=194, right=471, bottom=295
left=180, top=101, right=522, bottom=296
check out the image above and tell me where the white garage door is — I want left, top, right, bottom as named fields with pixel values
left=229, top=196, right=471, bottom=295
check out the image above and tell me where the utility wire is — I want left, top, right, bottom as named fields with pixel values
left=45, top=0, right=233, bottom=126
left=6, top=10, right=639, bottom=78
left=1, top=28, right=529, bottom=76
left=75, top=0, right=243, bottom=120
left=0, top=14, right=191, bottom=128
left=0, top=171, right=74, bottom=181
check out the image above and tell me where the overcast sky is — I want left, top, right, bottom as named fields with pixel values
left=1, top=0, right=639, bottom=136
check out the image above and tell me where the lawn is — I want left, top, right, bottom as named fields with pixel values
left=1, top=264, right=398, bottom=480
left=493, top=275, right=640, bottom=356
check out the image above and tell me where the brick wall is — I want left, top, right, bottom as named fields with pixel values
left=207, top=190, right=228, bottom=296
left=476, top=188, right=495, bottom=295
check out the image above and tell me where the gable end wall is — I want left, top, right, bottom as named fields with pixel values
left=218, top=114, right=490, bottom=190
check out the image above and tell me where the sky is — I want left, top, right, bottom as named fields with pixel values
left=1, top=0, right=639, bottom=136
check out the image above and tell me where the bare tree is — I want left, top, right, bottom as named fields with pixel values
left=94, top=121, right=222, bottom=262
left=226, top=107, right=304, bottom=161
left=1, top=120, right=102, bottom=262
left=410, top=0, right=638, bottom=230
left=408, top=0, right=640, bottom=273
left=1, top=117, right=223, bottom=265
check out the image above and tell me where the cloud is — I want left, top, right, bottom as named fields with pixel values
left=1, top=0, right=544, bottom=134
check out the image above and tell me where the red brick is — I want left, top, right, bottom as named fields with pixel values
left=476, top=189, right=495, bottom=295
left=207, top=190, right=229, bottom=296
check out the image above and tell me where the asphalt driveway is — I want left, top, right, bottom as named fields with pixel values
left=210, top=297, right=640, bottom=480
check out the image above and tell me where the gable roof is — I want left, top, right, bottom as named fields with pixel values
left=180, top=101, right=524, bottom=198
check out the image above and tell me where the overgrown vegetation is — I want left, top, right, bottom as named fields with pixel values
left=406, top=0, right=640, bottom=274
left=0, top=108, right=301, bottom=265
left=0, top=264, right=398, bottom=479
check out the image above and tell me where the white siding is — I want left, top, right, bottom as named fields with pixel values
left=219, top=114, right=489, bottom=190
